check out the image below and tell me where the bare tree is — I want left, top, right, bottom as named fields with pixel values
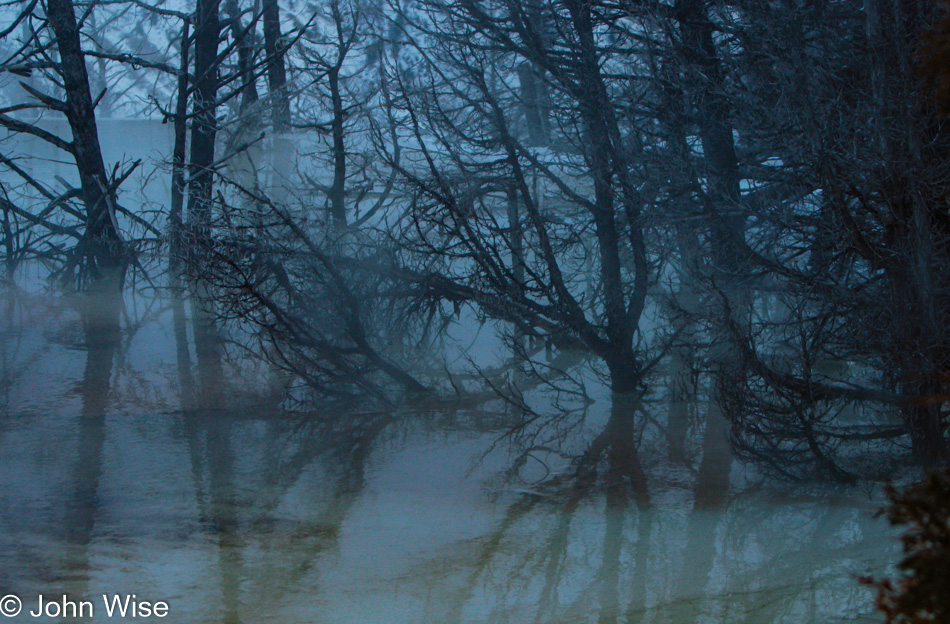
left=386, top=0, right=654, bottom=395
left=1, top=0, right=128, bottom=283
left=700, top=0, right=950, bottom=472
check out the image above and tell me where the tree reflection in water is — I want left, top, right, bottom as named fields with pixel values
left=59, top=270, right=122, bottom=612
left=0, top=288, right=899, bottom=624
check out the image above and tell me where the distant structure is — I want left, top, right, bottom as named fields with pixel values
left=1, top=118, right=174, bottom=208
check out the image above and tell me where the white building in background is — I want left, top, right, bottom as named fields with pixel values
left=1, top=117, right=174, bottom=208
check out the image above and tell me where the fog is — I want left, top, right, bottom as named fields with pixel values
left=0, top=290, right=897, bottom=623
left=2, top=0, right=948, bottom=622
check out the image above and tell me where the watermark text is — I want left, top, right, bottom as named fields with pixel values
left=0, top=594, right=169, bottom=618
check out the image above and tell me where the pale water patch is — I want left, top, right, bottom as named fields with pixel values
left=0, top=289, right=899, bottom=623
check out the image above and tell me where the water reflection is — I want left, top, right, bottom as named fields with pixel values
left=71, top=272, right=122, bottom=542
left=0, top=288, right=897, bottom=623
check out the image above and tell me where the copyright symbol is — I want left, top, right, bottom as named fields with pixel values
left=0, top=595, right=21, bottom=617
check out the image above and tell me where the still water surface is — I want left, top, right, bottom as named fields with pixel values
left=0, top=288, right=898, bottom=623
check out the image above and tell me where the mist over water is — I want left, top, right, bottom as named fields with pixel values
left=0, top=286, right=898, bottom=623
left=4, top=0, right=948, bottom=619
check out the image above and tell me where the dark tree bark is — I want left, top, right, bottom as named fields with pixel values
left=46, top=0, right=124, bottom=279
left=169, top=17, right=191, bottom=268
left=673, top=0, right=753, bottom=478
left=387, top=0, right=653, bottom=396
left=262, top=0, right=290, bottom=132
left=518, top=63, right=549, bottom=147
left=225, top=0, right=260, bottom=114
left=675, top=0, right=745, bottom=305
left=564, top=0, right=649, bottom=394
left=328, top=66, right=347, bottom=227
left=187, top=0, right=222, bottom=238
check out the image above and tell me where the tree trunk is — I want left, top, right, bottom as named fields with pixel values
left=565, top=0, right=646, bottom=395
left=262, top=0, right=290, bottom=132
left=225, top=0, right=259, bottom=114
left=187, top=0, right=222, bottom=239
left=902, top=366, right=947, bottom=466
left=169, top=18, right=191, bottom=270
left=507, top=182, right=525, bottom=360
left=46, top=0, right=124, bottom=279
left=676, top=0, right=744, bottom=282
left=676, top=0, right=747, bottom=468
left=605, top=392, right=649, bottom=506
left=518, top=62, right=549, bottom=147
left=328, top=67, right=346, bottom=227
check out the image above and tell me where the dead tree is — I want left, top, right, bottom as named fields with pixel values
left=1, top=0, right=127, bottom=283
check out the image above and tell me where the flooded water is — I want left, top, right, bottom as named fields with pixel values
left=0, top=285, right=899, bottom=623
